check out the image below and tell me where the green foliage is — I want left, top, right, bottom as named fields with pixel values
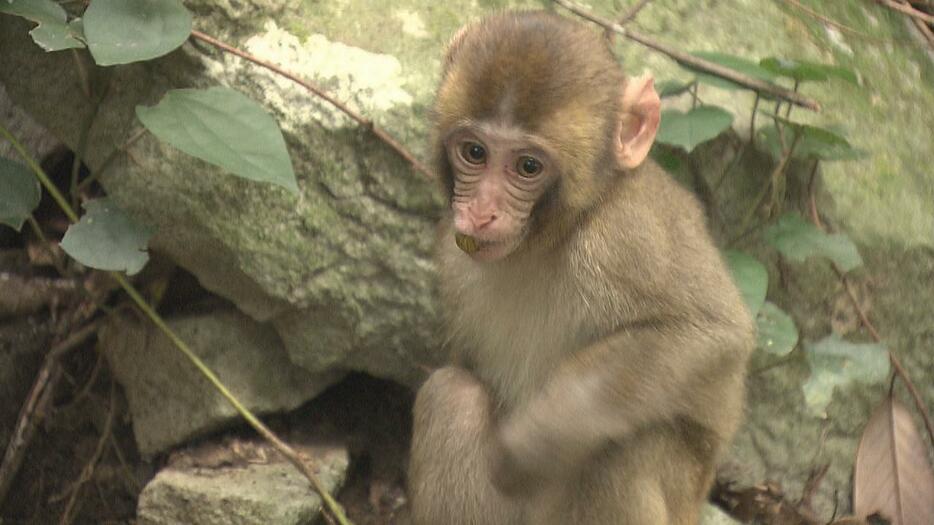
left=764, top=213, right=863, bottom=272
left=656, top=79, right=693, bottom=99
left=136, top=87, right=299, bottom=193
left=802, top=334, right=889, bottom=418
left=725, top=250, right=799, bottom=356
left=759, top=57, right=857, bottom=85
left=756, top=302, right=798, bottom=356
left=60, top=198, right=153, bottom=275
left=724, top=250, right=768, bottom=317
left=687, top=52, right=777, bottom=91
left=0, top=0, right=85, bottom=51
left=759, top=119, right=865, bottom=162
left=83, top=0, right=191, bottom=65
left=0, top=157, right=41, bottom=231
left=656, top=106, right=733, bottom=152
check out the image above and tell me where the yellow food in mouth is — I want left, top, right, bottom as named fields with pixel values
left=455, top=233, right=479, bottom=254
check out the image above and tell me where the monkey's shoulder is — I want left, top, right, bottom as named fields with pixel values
left=570, top=164, right=746, bottom=319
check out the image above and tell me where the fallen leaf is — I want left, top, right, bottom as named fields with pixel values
left=853, top=395, right=934, bottom=525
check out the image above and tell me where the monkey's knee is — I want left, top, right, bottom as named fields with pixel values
left=414, top=366, right=489, bottom=426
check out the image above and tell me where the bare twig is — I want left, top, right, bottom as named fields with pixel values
left=834, top=266, right=934, bottom=449
left=0, top=322, right=100, bottom=506
left=57, top=382, right=116, bottom=525
left=878, top=0, right=934, bottom=23
left=900, top=0, right=934, bottom=46
left=798, top=463, right=830, bottom=511
left=552, top=0, right=822, bottom=111
left=189, top=30, right=432, bottom=179
left=77, top=128, right=147, bottom=192
left=618, top=0, right=652, bottom=25
left=805, top=160, right=823, bottom=230
left=781, top=0, right=892, bottom=42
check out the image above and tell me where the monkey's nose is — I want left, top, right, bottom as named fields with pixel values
left=472, top=213, right=496, bottom=231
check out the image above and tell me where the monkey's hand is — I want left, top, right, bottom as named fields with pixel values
left=490, top=395, right=602, bottom=498
left=493, top=322, right=751, bottom=499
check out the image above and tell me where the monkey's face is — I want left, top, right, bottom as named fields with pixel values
left=444, top=123, right=557, bottom=262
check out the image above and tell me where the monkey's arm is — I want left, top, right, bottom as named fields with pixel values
left=492, top=321, right=750, bottom=496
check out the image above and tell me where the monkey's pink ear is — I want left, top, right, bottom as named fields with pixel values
left=616, top=74, right=661, bottom=170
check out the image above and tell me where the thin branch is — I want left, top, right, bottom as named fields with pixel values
left=781, top=0, right=892, bottom=42
left=77, top=128, right=147, bottom=192
left=189, top=30, right=432, bottom=179
left=0, top=322, right=100, bottom=506
left=618, top=0, right=652, bottom=25
left=57, top=383, right=116, bottom=525
left=900, top=0, right=934, bottom=46
left=878, top=0, right=934, bottom=23
left=552, top=0, right=821, bottom=111
left=834, top=266, right=934, bottom=449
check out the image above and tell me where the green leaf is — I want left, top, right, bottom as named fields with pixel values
left=656, top=79, right=694, bottom=98
left=724, top=250, right=768, bottom=317
left=0, top=0, right=85, bottom=51
left=83, top=0, right=192, bottom=66
left=764, top=213, right=863, bottom=272
left=656, top=106, right=733, bottom=152
left=758, top=120, right=866, bottom=162
left=0, top=157, right=41, bottom=231
left=136, top=87, right=299, bottom=193
left=686, top=51, right=777, bottom=91
left=756, top=302, right=798, bottom=356
left=802, top=334, right=889, bottom=417
left=60, top=198, right=154, bottom=275
left=759, top=57, right=858, bottom=84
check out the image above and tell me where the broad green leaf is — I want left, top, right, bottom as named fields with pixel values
left=759, top=57, right=857, bottom=85
left=60, top=198, right=153, bottom=275
left=0, top=157, right=41, bottom=231
left=656, top=106, right=733, bottom=152
left=758, top=120, right=865, bottom=162
left=802, top=334, right=889, bottom=417
left=136, top=87, right=299, bottom=193
left=724, top=250, right=768, bottom=317
left=656, top=79, right=694, bottom=98
left=756, top=302, right=798, bottom=356
left=0, top=0, right=85, bottom=51
left=83, top=0, right=192, bottom=66
left=764, top=213, right=863, bottom=272
left=686, top=52, right=777, bottom=91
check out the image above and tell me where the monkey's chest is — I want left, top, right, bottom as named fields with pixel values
left=450, top=272, right=598, bottom=411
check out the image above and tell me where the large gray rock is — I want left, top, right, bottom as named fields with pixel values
left=1, top=1, right=933, bottom=519
left=101, top=308, right=338, bottom=455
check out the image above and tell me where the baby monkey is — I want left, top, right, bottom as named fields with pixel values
left=409, top=10, right=754, bottom=525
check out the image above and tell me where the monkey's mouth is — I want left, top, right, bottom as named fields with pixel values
left=455, top=233, right=518, bottom=261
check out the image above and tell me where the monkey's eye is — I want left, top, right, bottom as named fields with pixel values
left=459, top=142, right=487, bottom=165
left=517, top=156, right=543, bottom=178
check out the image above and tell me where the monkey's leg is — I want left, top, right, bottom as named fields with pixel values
left=408, top=367, right=524, bottom=525
left=532, top=422, right=715, bottom=525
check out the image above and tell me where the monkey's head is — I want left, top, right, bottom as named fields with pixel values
left=434, top=11, right=660, bottom=262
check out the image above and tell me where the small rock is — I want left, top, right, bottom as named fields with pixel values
left=138, top=442, right=349, bottom=525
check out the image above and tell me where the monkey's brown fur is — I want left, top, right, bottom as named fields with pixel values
left=409, top=11, right=754, bottom=525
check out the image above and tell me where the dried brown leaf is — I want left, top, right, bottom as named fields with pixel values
left=854, top=395, right=934, bottom=525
